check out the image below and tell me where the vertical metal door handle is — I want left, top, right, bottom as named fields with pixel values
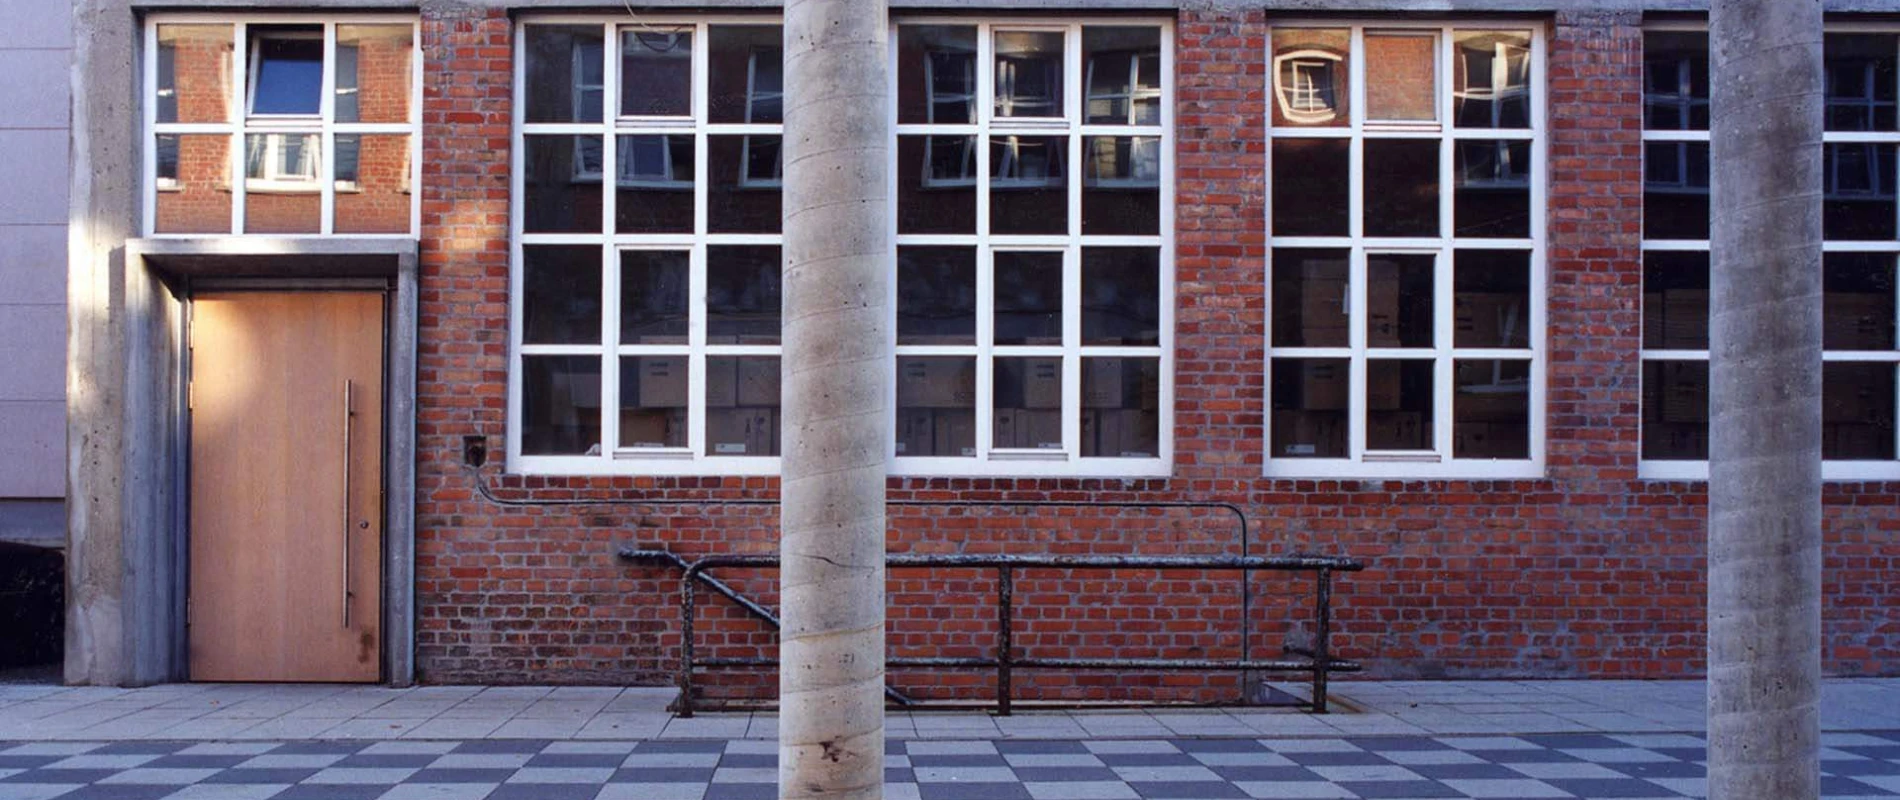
left=342, top=379, right=354, bottom=629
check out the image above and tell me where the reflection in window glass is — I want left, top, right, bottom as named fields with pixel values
left=896, top=357, right=976, bottom=457
left=523, top=356, right=603, bottom=455
left=621, top=250, right=690, bottom=345
left=1367, top=254, right=1434, bottom=348
left=620, top=28, right=693, bottom=116
left=1082, top=136, right=1160, bottom=235
left=524, top=135, right=604, bottom=233
left=249, top=28, right=324, bottom=116
left=1823, top=143, right=1898, bottom=240
left=994, top=357, right=1064, bottom=450
left=995, top=31, right=1064, bottom=118
left=709, top=26, right=782, bottom=123
left=615, top=134, right=694, bottom=233
left=994, top=251, right=1064, bottom=346
left=991, top=136, right=1068, bottom=235
left=336, top=25, right=413, bottom=124
left=898, top=135, right=977, bottom=234
left=618, top=356, right=688, bottom=449
left=1367, top=359, right=1433, bottom=451
left=157, top=24, right=233, bottom=124
left=1271, top=358, right=1349, bottom=458
left=899, top=26, right=978, bottom=125
left=1453, top=31, right=1531, bottom=129
left=1825, top=362, right=1897, bottom=460
left=526, top=25, right=604, bottom=123
left=707, top=246, right=782, bottom=344
left=153, top=135, right=232, bottom=234
left=1366, top=33, right=1436, bottom=122
left=1642, top=251, right=1709, bottom=351
left=1824, top=253, right=1897, bottom=351
left=1455, top=140, right=1531, bottom=237
left=1454, top=359, right=1530, bottom=459
left=1271, top=249, right=1349, bottom=348
left=1644, top=32, right=1709, bottom=131
left=1644, top=141, right=1711, bottom=240
left=898, top=247, right=976, bottom=346
left=1271, top=139, right=1349, bottom=236
left=1824, top=34, right=1898, bottom=133
left=243, top=133, right=322, bottom=234
left=709, top=135, right=782, bottom=233
left=706, top=356, right=780, bottom=457
left=523, top=245, right=603, bottom=346
left=1364, top=139, right=1440, bottom=237
left=1082, top=248, right=1160, bottom=346
left=1642, top=360, right=1708, bottom=460
left=1083, top=27, right=1162, bottom=125
left=1271, top=28, right=1349, bottom=128
left=333, top=134, right=412, bottom=235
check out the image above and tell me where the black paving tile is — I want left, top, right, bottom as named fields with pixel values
left=271, top=742, right=368, bottom=755
left=611, top=767, right=717, bottom=783
left=1523, top=734, right=1627, bottom=750
left=36, top=785, right=177, bottom=800
left=1607, top=759, right=1705, bottom=779
left=995, top=740, right=1090, bottom=755
left=719, top=753, right=775, bottom=769
left=1467, top=748, right=1583, bottom=764
left=1337, top=779, right=1463, bottom=798
left=88, top=743, right=189, bottom=756
left=634, top=741, right=729, bottom=754
left=917, top=783, right=1031, bottom=800
left=2, top=768, right=118, bottom=783
left=199, top=768, right=321, bottom=784
left=140, top=754, right=250, bottom=769
left=524, top=753, right=625, bottom=768
left=704, top=783, right=780, bottom=800
left=485, top=783, right=602, bottom=800
left=1010, top=767, right=1121, bottom=782
left=1210, top=765, right=1326, bottom=782
left=1404, top=762, right=1524, bottom=780
left=1545, top=777, right=1689, bottom=797
left=1349, top=737, right=1453, bottom=752
left=906, top=754, right=1010, bottom=768
left=1283, top=750, right=1393, bottom=767
left=1094, top=752, right=1200, bottom=767
left=450, top=740, right=550, bottom=754
left=267, top=785, right=389, bottom=800
left=1129, top=780, right=1249, bottom=798
left=333, top=753, right=442, bottom=769
left=405, top=768, right=518, bottom=784
left=1170, top=739, right=1267, bottom=753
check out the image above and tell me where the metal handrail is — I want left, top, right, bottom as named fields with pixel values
left=627, top=548, right=1364, bottom=717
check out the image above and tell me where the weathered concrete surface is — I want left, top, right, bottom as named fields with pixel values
left=778, top=0, right=891, bottom=794
left=1707, top=0, right=1825, bottom=798
left=119, top=0, right=1900, bottom=12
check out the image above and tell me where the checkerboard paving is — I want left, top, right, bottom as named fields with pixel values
left=0, top=731, right=1896, bottom=799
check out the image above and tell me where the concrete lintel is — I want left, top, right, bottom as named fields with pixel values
left=130, top=237, right=420, bottom=280
left=0, top=500, right=66, bottom=550
left=123, top=0, right=1896, bottom=17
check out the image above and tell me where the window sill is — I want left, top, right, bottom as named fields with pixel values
left=510, top=452, right=1172, bottom=479
left=1641, top=460, right=1900, bottom=482
left=1263, top=458, right=1543, bottom=480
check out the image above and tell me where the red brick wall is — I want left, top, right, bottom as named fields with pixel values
left=407, top=8, right=1900, bottom=696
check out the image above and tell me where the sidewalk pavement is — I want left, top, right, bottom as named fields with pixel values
left=0, top=679, right=1895, bottom=800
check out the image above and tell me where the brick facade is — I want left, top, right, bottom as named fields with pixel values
left=404, top=7, right=1899, bottom=698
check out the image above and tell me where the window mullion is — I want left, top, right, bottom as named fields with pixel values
left=1063, top=246, right=1082, bottom=457
left=602, top=242, right=622, bottom=459
left=1349, top=248, right=1368, bottom=461
left=1435, top=247, right=1456, bottom=458
left=689, top=243, right=708, bottom=459
left=319, top=22, right=337, bottom=235
left=976, top=245, right=996, bottom=459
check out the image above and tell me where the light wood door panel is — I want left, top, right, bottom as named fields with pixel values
left=189, top=291, right=384, bottom=683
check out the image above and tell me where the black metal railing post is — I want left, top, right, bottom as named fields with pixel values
left=679, top=567, right=698, bottom=718
left=1313, top=567, right=1333, bottom=713
left=997, top=566, right=1014, bottom=716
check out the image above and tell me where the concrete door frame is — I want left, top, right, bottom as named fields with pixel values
left=66, top=237, right=419, bottom=687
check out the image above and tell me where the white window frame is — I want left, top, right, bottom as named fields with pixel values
left=511, top=16, right=787, bottom=477
left=1265, top=21, right=1548, bottom=480
left=142, top=14, right=423, bottom=237
left=891, top=18, right=1175, bottom=479
left=1641, top=21, right=1900, bottom=481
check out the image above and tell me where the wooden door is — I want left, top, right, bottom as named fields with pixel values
left=188, top=291, right=384, bottom=682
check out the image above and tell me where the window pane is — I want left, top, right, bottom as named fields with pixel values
left=709, top=135, right=781, bottom=233
left=1367, top=359, right=1433, bottom=451
left=1644, top=32, right=1710, bottom=131
left=994, top=251, right=1064, bottom=346
left=1454, top=250, right=1530, bottom=349
left=1271, top=28, right=1349, bottom=128
left=1644, top=141, right=1711, bottom=240
left=1270, top=358, right=1348, bottom=458
left=1824, top=362, right=1897, bottom=460
left=1366, top=33, right=1436, bottom=123
left=1081, top=136, right=1160, bottom=235
left=991, top=136, right=1068, bottom=235
left=616, top=134, right=694, bottom=234
left=1367, top=253, right=1434, bottom=348
left=618, top=356, right=688, bottom=449
left=243, top=133, right=321, bottom=234
left=707, top=246, right=782, bottom=344
left=1824, top=33, right=1898, bottom=133
left=249, top=28, right=323, bottom=116
left=336, top=24, right=412, bottom=124
left=522, top=245, right=601, bottom=345
left=710, top=25, right=782, bottom=124
left=898, top=26, right=978, bottom=125
left=620, top=250, right=690, bottom=345
left=995, top=31, right=1064, bottom=119
left=898, top=247, right=976, bottom=345
left=620, top=28, right=692, bottom=117
left=331, top=134, right=410, bottom=234
left=1453, top=31, right=1531, bottom=129
left=706, top=356, right=780, bottom=457
left=157, top=24, right=232, bottom=124
left=896, top=357, right=976, bottom=457
left=1642, top=251, right=1709, bottom=350
left=1271, top=248, right=1349, bottom=348
left=1082, top=247, right=1160, bottom=346
left=1082, top=357, right=1160, bottom=458
left=994, top=357, right=1064, bottom=450
left=1271, top=139, right=1349, bottom=236
left=154, top=134, right=232, bottom=234
left=526, top=25, right=605, bottom=123
left=1083, top=26, right=1162, bottom=125
left=898, top=135, right=977, bottom=234
left=1824, top=253, right=1897, bottom=351
left=523, top=135, right=605, bottom=234
left=1455, top=140, right=1531, bottom=238
left=1453, top=359, right=1530, bottom=459
left=1641, top=360, right=1707, bottom=460
left=1824, top=143, right=1897, bottom=240
left=523, top=356, right=603, bottom=455
left=1364, top=139, right=1440, bottom=237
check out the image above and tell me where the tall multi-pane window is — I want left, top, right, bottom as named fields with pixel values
left=512, top=19, right=786, bottom=473
left=145, top=17, right=419, bottom=236
left=892, top=21, right=1172, bottom=477
left=1265, top=24, right=1544, bottom=478
left=1641, top=28, right=1900, bottom=478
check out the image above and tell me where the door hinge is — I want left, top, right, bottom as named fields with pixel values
left=186, top=596, right=193, bottom=626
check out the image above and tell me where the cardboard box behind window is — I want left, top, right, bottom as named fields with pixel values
left=897, top=359, right=975, bottom=408
left=638, top=357, right=689, bottom=408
